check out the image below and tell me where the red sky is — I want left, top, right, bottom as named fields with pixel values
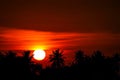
left=0, top=27, right=120, bottom=56
left=0, top=0, right=120, bottom=57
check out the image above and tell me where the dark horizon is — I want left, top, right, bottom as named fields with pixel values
left=0, top=49, right=119, bottom=80
left=0, top=49, right=119, bottom=67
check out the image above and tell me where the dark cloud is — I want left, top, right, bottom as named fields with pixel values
left=0, top=0, right=120, bottom=33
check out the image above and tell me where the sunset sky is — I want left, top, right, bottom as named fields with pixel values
left=0, top=0, right=120, bottom=56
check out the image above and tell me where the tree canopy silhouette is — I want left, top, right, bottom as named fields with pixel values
left=74, top=50, right=85, bottom=65
left=0, top=49, right=119, bottom=80
left=49, top=49, right=64, bottom=69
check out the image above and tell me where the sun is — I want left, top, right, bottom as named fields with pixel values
left=33, top=49, right=46, bottom=60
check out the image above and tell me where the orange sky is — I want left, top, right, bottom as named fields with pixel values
left=0, top=27, right=120, bottom=56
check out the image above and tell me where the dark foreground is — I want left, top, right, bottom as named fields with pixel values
left=0, top=50, right=119, bottom=80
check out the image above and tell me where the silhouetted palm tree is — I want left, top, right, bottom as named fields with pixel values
left=19, top=51, right=34, bottom=79
left=0, top=49, right=119, bottom=80
left=112, top=53, right=120, bottom=80
left=49, top=49, right=64, bottom=69
left=0, top=52, right=5, bottom=62
left=112, top=53, right=120, bottom=62
left=92, top=50, right=105, bottom=63
left=74, top=50, right=85, bottom=65
left=5, top=51, right=16, bottom=64
left=23, top=51, right=33, bottom=63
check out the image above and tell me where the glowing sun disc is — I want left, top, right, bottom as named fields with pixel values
left=33, top=49, right=46, bottom=60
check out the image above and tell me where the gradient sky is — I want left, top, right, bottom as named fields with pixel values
left=0, top=0, right=120, bottom=56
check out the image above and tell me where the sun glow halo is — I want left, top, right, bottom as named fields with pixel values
left=33, top=49, right=46, bottom=60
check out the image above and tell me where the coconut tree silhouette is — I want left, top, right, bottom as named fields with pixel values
left=112, top=53, right=120, bottom=62
left=49, top=49, right=64, bottom=69
left=111, top=53, right=120, bottom=80
left=0, top=49, right=119, bottom=80
left=74, top=50, right=85, bottom=65
left=90, top=51, right=103, bottom=79
left=23, top=51, right=33, bottom=63
left=92, top=50, right=105, bottom=62
left=20, top=51, right=34, bottom=79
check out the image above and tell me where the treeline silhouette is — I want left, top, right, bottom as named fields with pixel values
left=0, top=49, right=119, bottom=80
